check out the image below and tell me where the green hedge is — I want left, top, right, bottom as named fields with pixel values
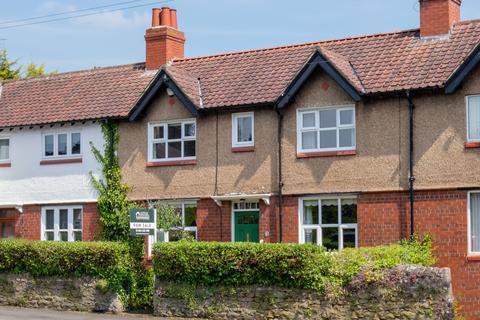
left=0, top=240, right=136, bottom=298
left=153, top=237, right=434, bottom=291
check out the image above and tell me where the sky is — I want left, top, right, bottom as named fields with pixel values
left=0, top=0, right=479, bottom=73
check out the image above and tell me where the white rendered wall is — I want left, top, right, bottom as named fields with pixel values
left=0, top=122, right=104, bottom=206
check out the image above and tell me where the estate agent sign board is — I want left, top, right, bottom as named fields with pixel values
left=129, top=208, right=156, bottom=236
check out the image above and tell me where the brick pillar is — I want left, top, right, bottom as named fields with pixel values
left=259, top=197, right=278, bottom=243
left=281, top=196, right=299, bottom=243
left=82, top=202, right=102, bottom=241
left=17, top=205, right=41, bottom=240
left=197, top=198, right=231, bottom=242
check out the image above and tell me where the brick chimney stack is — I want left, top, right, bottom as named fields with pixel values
left=419, top=0, right=462, bottom=37
left=145, top=7, right=185, bottom=70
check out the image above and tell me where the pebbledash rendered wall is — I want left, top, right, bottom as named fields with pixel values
left=154, top=266, right=454, bottom=319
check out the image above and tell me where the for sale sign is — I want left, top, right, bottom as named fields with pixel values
left=129, top=208, right=156, bottom=236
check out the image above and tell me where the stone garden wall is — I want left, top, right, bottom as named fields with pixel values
left=154, top=265, right=454, bottom=319
left=0, top=273, right=122, bottom=313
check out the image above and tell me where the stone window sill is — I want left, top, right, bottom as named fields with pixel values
left=232, top=146, right=255, bottom=153
left=464, top=142, right=480, bottom=149
left=467, top=255, right=480, bottom=262
left=0, top=162, right=11, bottom=168
left=40, top=158, right=82, bottom=165
left=146, top=160, right=197, bottom=167
left=297, top=149, right=357, bottom=158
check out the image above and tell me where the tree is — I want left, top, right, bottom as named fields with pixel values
left=26, top=63, right=46, bottom=78
left=0, top=49, right=20, bottom=80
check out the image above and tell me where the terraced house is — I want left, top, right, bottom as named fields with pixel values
left=1, top=0, right=480, bottom=317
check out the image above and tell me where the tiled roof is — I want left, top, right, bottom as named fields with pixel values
left=0, top=63, right=154, bottom=127
left=2, top=19, right=480, bottom=127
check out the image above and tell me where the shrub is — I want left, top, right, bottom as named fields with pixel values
left=0, top=240, right=136, bottom=299
left=153, top=237, right=434, bottom=291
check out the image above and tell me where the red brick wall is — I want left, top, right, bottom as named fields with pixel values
left=259, top=197, right=278, bottom=243
left=145, top=27, right=185, bottom=70
left=281, top=196, right=299, bottom=243
left=420, top=0, right=461, bottom=37
left=196, top=198, right=231, bottom=241
left=358, top=190, right=480, bottom=320
left=82, top=202, right=102, bottom=241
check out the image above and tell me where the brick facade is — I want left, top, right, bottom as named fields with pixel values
left=358, top=190, right=479, bottom=319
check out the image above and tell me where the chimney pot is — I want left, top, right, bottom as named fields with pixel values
left=160, top=7, right=172, bottom=27
left=151, top=8, right=161, bottom=27
left=170, top=9, right=178, bottom=29
left=419, top=0, right=462, bottom=37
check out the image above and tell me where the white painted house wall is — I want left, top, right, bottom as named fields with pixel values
left=0, top=122, right=104, bottom=206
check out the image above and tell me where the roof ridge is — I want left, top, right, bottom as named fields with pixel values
left=173, top=28, right=420, bottom=63
left=0, top=61, right=146, bottom=85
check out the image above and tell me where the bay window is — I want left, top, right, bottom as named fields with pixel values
left=42, top=206, right=83, bottom=242
left=299, top=197, right=357, bottom=250
left=297, top=106, right=356, bottom=153
left=148, top=120, right=196, bottom=162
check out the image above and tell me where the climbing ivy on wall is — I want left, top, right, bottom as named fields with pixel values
left=90, top=121, right=132, bottom=242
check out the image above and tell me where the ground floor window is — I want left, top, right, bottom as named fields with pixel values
left=41, top=206, right=82, bottom=242
left=469, top=192, right=480, bottom=255
left=0, top=210, right=16, bottom=239
left=299, top=197, right=357, bottom=250
left=156, top=201, right=197, bottom=241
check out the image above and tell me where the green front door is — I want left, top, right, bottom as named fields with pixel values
left=234, top=210, right=259, bottom=242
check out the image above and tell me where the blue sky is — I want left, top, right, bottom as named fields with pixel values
left=1, top=0, right=479, bottom=73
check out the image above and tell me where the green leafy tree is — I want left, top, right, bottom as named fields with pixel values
left=0, top=49, right=21, bottom=80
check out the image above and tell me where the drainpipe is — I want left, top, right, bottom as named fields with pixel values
left=406, top=91, right=416, bottom=239
left=276, top=107, right=284, bottom=243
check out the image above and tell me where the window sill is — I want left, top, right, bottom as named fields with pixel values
left=0, top=162, right=11, bottom=168
left=146, top=160, right=197, bottom=167
left=297, top=150, right=357, bottom=158
left=232, top=146, right=255, bottom=153
left=464, top=142, right=480, bottom=149
left=40, top=158, right=82, bottom=165
left=467, top=255, right=480, bottom=261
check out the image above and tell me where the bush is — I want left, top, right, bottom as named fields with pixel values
left=0, top=240, right=136, bottom=299
left=153, top=237, right=434, bottom=291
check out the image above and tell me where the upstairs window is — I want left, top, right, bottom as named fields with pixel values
left=148, top=120, right=196, bottom=162
left=232, top=112, right=254, bottom=147
left=467, top=96, right=480, bottom=142
left=0, top=137, right=10, bottom=162
left=43, top=132, right=81, bottom=158
left=297, top=106, right=356, bottom=153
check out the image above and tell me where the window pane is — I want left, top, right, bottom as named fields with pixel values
left=45, top=209, right=54, bottom=230
left=154, top=142, right=166, bottom=159
left=59, top=231, right=68, bottom=242
left=58, top=134, right=67, bottom=156
left=74, top=231, right=83, bottom=242
left=469, top=97, right=480, bottom=140
left=341, top=199, right=357, bottom=224
left=73, top=209, right=82, bottom=230
left=343, top=228, right=356, bottom=248
left=59, top=209, right=68, bottom=230
left=319, top=110, right=336, bottom=128
left=0, top=139, right=9, bottom=160
left=322, top=228, right=339, bottom=250
left=320, top=130, right=337, bottom=149
left=44, top=135, right=54, bottom=157
left=302, top=131, right=317, bottom=150
left=237, top=116, right=253, bottom=142
left=168, top=124, right=181, bottom=139
left=154, top=126, right=164, bottom=139
left=304, top=229, right=317, bottom=244
left=168, top=141, right=182, bottom=158
left=184, top=140, right=196, bottom=157
left=184, top=123, right=196, bottom=137
left=340, top=110, right=354, bottom=125
left=45, top=231, right=54, bottom=241
left=184, top=205, right=197, bottom=227
left=302, top=112, right=316, bottom=128
left=322, top=199, right=338, bottom=224
left=71, top=133, right=81, bottom=155
left=471, top=193, right=480, bottom=252
left=339, top=128, right=355, bottom=148
left=303, top=200, right=319, bottom=224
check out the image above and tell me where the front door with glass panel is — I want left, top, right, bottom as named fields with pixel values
left=233, top=202, right=260, bottom=243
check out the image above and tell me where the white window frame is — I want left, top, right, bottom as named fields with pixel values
left=232, top=112, right=254, bottom=147
left=158, top=201, right=198, bottom=239
left=42, top=131, right=82, bottom=159
left=468, top=191, right=480, bottom=256
left=0, top=135, right=10, bottom=163
left=148, top=119, right=196, bottom=162
left=298, top=196, right=358, bottom=250
left=296, top=105, right=356, bottom=153
left=41, top=206, right=83, bottom=242
left=466, top=95, right=480, bottom=142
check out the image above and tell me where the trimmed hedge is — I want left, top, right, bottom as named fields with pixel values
left=153, top=237, right=434, bottom=291
left=0, top=240, right=136, bottom=298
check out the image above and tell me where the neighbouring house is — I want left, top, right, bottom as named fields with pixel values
left=1, top=0, right=480, bottom=317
